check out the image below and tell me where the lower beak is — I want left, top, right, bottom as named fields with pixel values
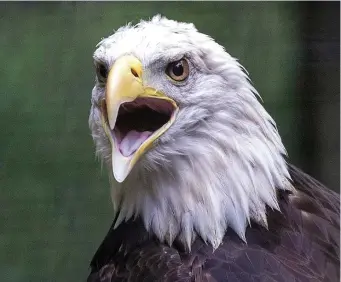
left=102, top=55, right=178, bottom=183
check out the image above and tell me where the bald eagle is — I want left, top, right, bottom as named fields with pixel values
left=87, top=16, right=340, bottom=282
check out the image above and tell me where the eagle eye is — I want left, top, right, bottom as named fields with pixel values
left=166, top=59, right=189, bottom=82
left=96, top=63, right=109, bottom=83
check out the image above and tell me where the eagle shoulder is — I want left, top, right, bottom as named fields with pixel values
left=88, top=164, right=340, bottom=282
left=87, top=217, right=193, bottom=282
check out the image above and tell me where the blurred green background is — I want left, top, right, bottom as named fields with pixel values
left=1, top=2, right=339, bottom=281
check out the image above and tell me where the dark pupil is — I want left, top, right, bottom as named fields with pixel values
left=172, top=61, right=184, bottom=76
left=99, top=64, right=108, bottom=79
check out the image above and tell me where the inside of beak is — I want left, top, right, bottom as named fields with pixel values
left=103, top=97, right=176, bottom=157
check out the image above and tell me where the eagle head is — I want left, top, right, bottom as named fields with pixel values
left=89, top=15, right=292, bottom=250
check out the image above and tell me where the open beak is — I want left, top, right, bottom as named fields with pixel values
left=101, top=55, right=178, bottom=182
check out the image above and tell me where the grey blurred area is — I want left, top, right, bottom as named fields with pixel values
left=0, top=2, right=339, bottom=281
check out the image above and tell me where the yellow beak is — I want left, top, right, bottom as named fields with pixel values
left=102, top=55, right=178, bottom=183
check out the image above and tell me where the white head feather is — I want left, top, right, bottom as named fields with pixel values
left=89, top=15, right=293, bottom=250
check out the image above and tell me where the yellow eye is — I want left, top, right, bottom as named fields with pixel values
left=166, top=59, right=189, bottom=82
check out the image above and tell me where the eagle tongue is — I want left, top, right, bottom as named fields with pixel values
left=119, top=130, right=152, bottom=157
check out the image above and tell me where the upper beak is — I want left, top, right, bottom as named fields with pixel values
left=102, top=55, right=178, bottom=183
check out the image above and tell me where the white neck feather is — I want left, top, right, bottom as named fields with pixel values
left=108, top=84, right=293, bottom=250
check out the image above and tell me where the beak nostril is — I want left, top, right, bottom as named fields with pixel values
left=131, top=68, right=139, bottom=78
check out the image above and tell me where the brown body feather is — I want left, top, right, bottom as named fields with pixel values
left=88, top=165, right=340, bottom=282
